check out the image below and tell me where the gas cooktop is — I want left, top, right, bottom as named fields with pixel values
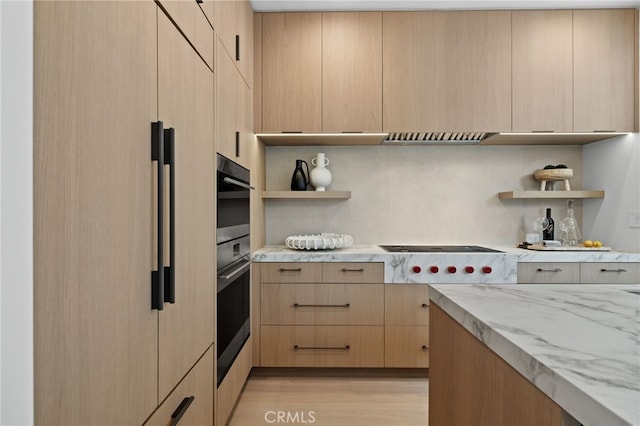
left=379, top=245, right=503, bottom=253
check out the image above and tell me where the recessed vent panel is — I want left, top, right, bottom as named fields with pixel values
left=383, top=132, right=494, bottom=145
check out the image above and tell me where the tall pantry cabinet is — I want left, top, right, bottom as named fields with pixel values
left=34, top=1, right=214, bottom=425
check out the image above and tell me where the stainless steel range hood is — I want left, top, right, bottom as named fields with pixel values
left=382, top=132, right=494, bottom=145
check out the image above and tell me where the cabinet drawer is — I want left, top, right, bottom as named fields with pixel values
left=144, top=346, right=213, bottom=426
left=384, top=326, right=430, bottom=368
left=261, top=262, right=322, bottom=283
left=580, top=263, right=640, bottom=284
left=517, top=263, right=580, bottom=284
left=322, top=262, right=384, bottom=283
left=261, top=283, right=384, bottom=325
left=385, top=285, right=430, bottom=325
left=260, top=326, right=384, bottom=367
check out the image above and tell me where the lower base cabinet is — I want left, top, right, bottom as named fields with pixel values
left=261, top=325, right=384, bottom=367
left=144, top=346, right=214, bottom=426
left=518, top=262, right=640, bottom=284
left=384, top=326, right=430, bottom=368
left=217, top=339, right=253, bottom=426
left=429, top=304, right=562, bottom=426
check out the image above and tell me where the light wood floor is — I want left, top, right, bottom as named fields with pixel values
left=227, top=368, right=429, bottom=426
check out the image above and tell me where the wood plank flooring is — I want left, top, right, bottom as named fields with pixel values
left=227, top=368, right=429, bottom=426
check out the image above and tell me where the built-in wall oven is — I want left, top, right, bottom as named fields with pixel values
left=216, top=154, right=252, bottom=386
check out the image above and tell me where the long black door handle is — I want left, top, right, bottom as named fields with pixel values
left=170, top=396, right=195, bottom=425
left=164, top=128, right=176, bottom=304
left=151, top=122, right=165, bottom=310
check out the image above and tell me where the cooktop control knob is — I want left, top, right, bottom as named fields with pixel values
left=429, top=266, right=439, bottom=273
left=412, top=266, right=422, bottom=273
left=465, top=266, right=475, bottom=273
left=447, top=266, right=457, bottom=274
left=482, top=266, right=492, bottom=274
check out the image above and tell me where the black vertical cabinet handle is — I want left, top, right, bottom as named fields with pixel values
left=235, top=131, right=240, bottom=158
left=170, top=396, right=195, bottom=426
left=236, top=34, right=240, bottom=61
left=164, top=128, right=176, bottom=304
left=151, top=122, right=165, bottom=310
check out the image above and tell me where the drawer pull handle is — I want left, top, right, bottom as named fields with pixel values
left=294, top=345, right=350, bottom=350
left=293, top=303, right=350, bottom=308
left=537, top=268, right=562, bottom=272
left=170, top=396, right=195, bottom=426
left=279, top=268, right=302, bottom=272
left=422, top=345, right=429, bottom=351
left=421, top=303, right=429, bottom=308
left=600, top=268, right=627, bottom=273
left=341, top=268, right=365, bottom=272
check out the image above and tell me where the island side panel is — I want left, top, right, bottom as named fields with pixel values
left=429, top=304, right=562, bottom=426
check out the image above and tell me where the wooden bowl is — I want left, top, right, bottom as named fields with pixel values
left=533, top=168, right=573, bottom=182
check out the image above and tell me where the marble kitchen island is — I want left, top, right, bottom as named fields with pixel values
left=428, top=284, right=640, bottom=426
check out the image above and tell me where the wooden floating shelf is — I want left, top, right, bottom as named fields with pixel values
left=498, top=190, right=605, bottom=200
left=262, top=191, right=352, bottom=200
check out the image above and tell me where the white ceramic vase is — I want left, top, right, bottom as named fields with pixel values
left=310, top=153, right=332, bottom=191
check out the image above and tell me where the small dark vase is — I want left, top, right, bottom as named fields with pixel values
left=290, top=159, right=309, bottom=191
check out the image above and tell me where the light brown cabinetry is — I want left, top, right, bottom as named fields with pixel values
left=216, top=37, right=252, bottom=168
left=383, top=11, right=511, bottom=133
left=256, top=262, right=433, bottom=369
left=145, top=346, right=214, bottom=426
left=512, top=10, right=573, bottom=132
left=430, top=304, right=562, bottom=426
left=34, top=2, right=158, bottom=423
left=580, top=263, right=640, bottom=284
left=518, top=262, right=640, bottom=283
left=34, top=2, right=214, bottom=424
left=157, top=9, right=215, bottom=402
left=385, top=285, right=430, bottom=368
left=157, top=0, right=214, bottom=69
left=258, top=262, right=385, bottom=368
left=322, top=12, right=383, bottom=132
left=262, top=12, right=322, bottom=132
left=215, top=0, right=253, bottom=85
left=574, top=9, right=636, bottom=132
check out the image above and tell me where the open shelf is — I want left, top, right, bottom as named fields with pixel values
left=262, top=191, right=351, bottom=200
left=498, top=190, right=605, bottom=200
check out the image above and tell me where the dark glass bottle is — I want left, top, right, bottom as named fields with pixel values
left=543, top=208, right=554, bottom=240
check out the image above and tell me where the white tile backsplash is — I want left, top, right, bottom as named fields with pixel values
left=265, top=145, right=584, bottom=246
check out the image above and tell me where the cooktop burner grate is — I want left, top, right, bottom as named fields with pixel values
left=379, top=245, right=503, bottom=253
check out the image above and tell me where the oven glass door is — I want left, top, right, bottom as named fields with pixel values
left=216, top=257, right=250, bottom=386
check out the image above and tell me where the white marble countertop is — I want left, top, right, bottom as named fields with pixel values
left=252, top=245, right=640, bottom=284
left=429, top=284, right=640, bottom=426
left=253, top=244, right=640, bottom=263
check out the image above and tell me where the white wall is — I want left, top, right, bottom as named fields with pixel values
left=583, top=133, right=640, bottom=252
left=265, top=145, right=586, bottom=246
left=0, top=1, right=34, bottom=424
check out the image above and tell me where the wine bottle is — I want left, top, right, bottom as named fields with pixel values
left=543, top=208, right=554, bottom=240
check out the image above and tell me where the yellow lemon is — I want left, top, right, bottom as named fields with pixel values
left=593, top=240, right=603, bottom=248
left=583, top=240, right=593, bottom=247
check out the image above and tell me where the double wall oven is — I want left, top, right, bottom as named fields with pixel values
left=216, top=154, right=251, bottom=386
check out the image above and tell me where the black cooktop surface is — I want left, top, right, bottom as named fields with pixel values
left=379, top=245, right=503, bottom=253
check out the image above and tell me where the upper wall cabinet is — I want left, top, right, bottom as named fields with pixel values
left=215, top=0, right=254, bottom=87
left=157, top=0, right=214, bottom=69
left=512, top=11, right=573, bottom=132
left=573, top=9, right=635, bottom=132
left=383, top=11, right=512, bottom=133
left=262, top=13, right=322, bottom=132
left=322, top=12, right=383, bottom=133
left=261, top=12, right=383, bottom=133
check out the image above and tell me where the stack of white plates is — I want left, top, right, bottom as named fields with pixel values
left=285, top=233, right=353, bottom=251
